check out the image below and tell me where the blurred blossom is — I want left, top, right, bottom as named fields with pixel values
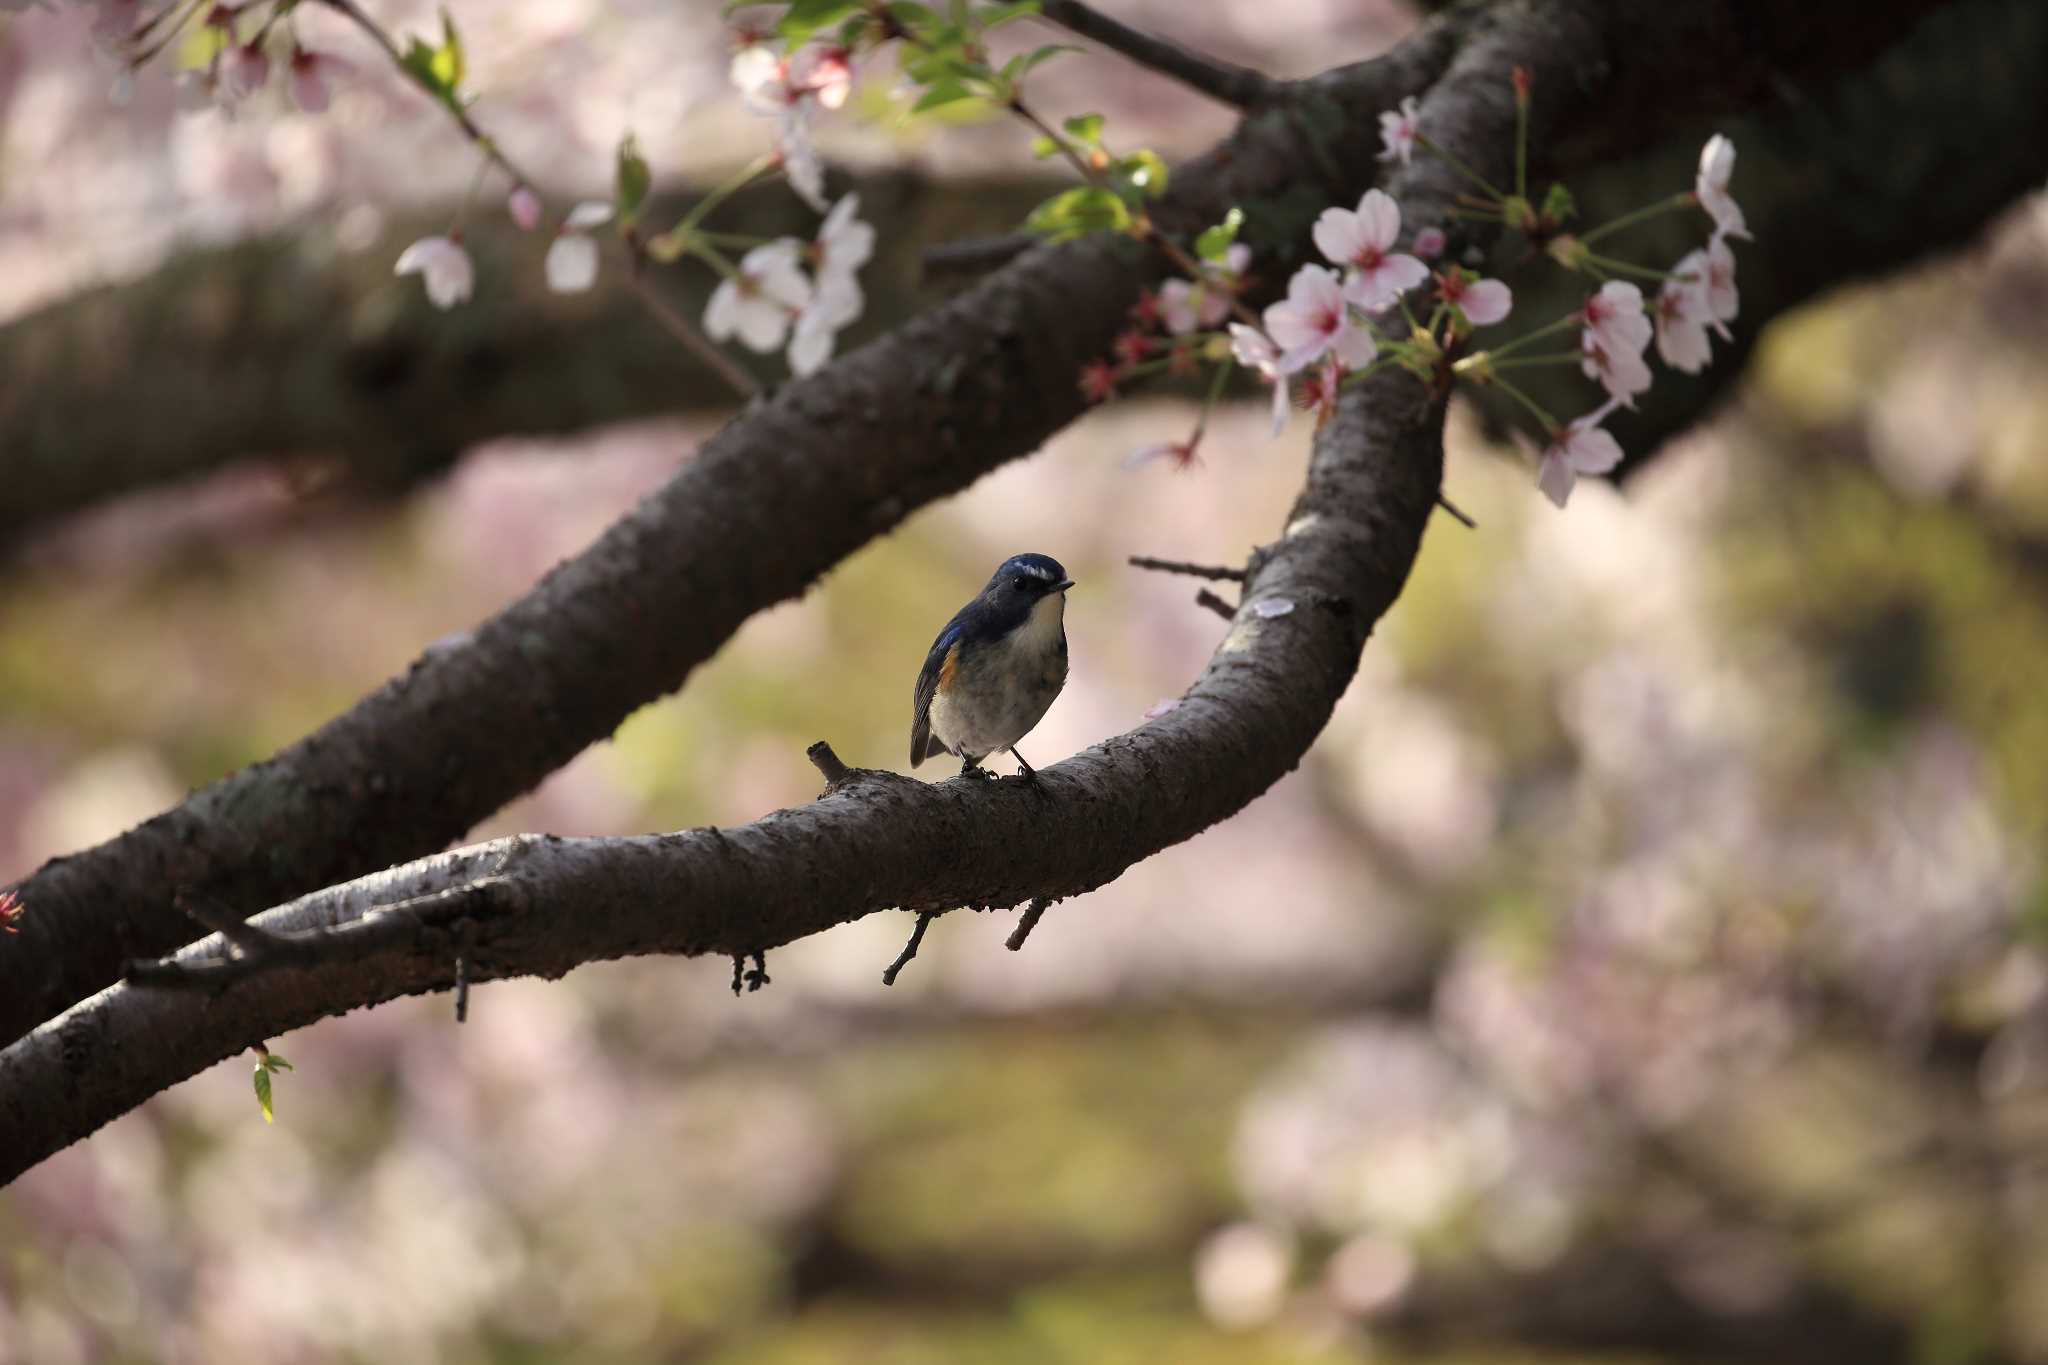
left=1324, top=1232, right=1415, bottom=1317
left=1193, top=1221, right=1295, bottom=1329
left=394, top=234, right=474, bottom=308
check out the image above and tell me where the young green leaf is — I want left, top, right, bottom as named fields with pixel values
left=912, top=80, right=977, bottom=113
left=432, top=7, right=465, bottom=93
left=253, top=1065, right=274, bottom=1124
left=615, top=134, right=652, bottom=225
left=1024, top=185, right=1131, bottom=242
left=1061, top=112, right=1104, bottom=146
left=1029, top=135, right=1062, bottom=159
left=1194, top=207, right=1245, bottom=262
left=778, top=0, right=859, bottom=45
left=1112, top=149, right=1169, bottom=201
left=1541, top=181, right=1577, bottom=224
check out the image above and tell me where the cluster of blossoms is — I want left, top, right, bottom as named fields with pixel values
left=1079, top=243, right=1255, bottom=459
left=1092, top=69, right=1748, bottom=513
left=728, top=32, right=855, bottom=212
left=374, top=11, right=876, bottom=381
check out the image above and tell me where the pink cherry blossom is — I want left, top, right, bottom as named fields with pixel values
left=705, top=240, right=812, bottom=353
left=1654, top=251, right=1712, bottom=373
left=394, top=235, right=474, bottom=309
left=1297, top=359, right=1342, bottom=428
left=544, top=201, right=613, bottom=294
left=1378, top=96, right=1420, bottom=166
left=1314, top=189, right=1429, bottom=312
left=1695, top=134, right=1751, bottom=242
left=1702, top=235, right=1739, bottom=334
left=1537, top=399, right=1624, bottom=508
left=1228, top=323, right=1291, bottom=435
left=1411, top=226, right=1447, bottom=260
left=1578, top=281, right=1653, bottom=405
left=812, top=193, right=873, bottom=290
left=789, top=44, right=854, bottom=109
left=1436, top=269, right=1512, bottom=327
left=507, top=186, right=543, bottom=232
left=288, top=47, right=347, bottom=113
left=222, top=41, right=270, bottom=100
left=1159, top=244, right=1250, bottom=335
left=1264, top=265, right=1377, bottom=374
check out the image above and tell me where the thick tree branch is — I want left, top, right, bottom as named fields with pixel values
left=5, top=0, right=1611, bottom=1179
left=1035, top=1, right=1279, bottom=110
left=0, top=0, right=1971, bottom=1064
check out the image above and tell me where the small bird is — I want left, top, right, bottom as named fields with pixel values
left=911, top=552, right=1074, bottom=778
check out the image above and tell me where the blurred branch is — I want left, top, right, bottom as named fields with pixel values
left=1035, top=0, right=1279, bottom=109
left=1128, top=555, right=1247, bottom=581
left=0, top=0, right=1985, bottom=1167
left=920, top=230, right=1039, bottom=280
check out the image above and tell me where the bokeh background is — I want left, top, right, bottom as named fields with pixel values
left=5, top=2, right=2048, bottom=1362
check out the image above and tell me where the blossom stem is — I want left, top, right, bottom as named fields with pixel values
left=1581, top=250, right=1678, bottom=282
left=1489, top=374, right=1560, bottom=433
left=1448, top=206, right=1507, bottom=222
left=695, top=230, right=777, bottom=249
left=676, top=155, right=778, bottom=237
left=1489, top=351, right=1583, bottom=369
left=1337, top=356, right=1402, bottom=390
left=1193, top=355, right=1232, bottom=435
left=1578, top=192, right=1694, bottom=246
left=447, top=153, right=491, bottom=237
left=1513, top=95, right=1528, bottom=204
left=680, top=240, right=747, bottom=287
left=128, top=0, right=208, bottom=67
left=1477, top=312, right=1579, bottom=361
left=1415, top=133, right=1504, bottom=204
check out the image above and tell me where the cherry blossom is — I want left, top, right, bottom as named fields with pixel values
left=508, top=186, right=542, bottom=232
left=1577, top=281, right=1653, bottom=405
left=1436, top=269, right=1512, bottom=327
left=544, top=201, right=613, bottom=294
left=811, top=193, right=873, bottom=292
left=1297, top=358, right=1342, bottom=428
left=1265, top=265, right=1377, bottom=374
left=1702, top=234, right=1739, bottom=334
left=1078, top=359, right=1118, bottom=403
left=704, top=240, right=811, bottom=352
left=1695, top=133, right=1751, bottom=242
left=1314, top=189, right=1429, bottom=313
left=1411, top=226, right=1447, bottom=260
left=788, top=277, right=860, bottom=376
left=1160, top=243, right=1250, bottom=335
left=1537, top=398, right=1624, bottom=508
left=780, top=105, right=827, bottom=211
left=731, top=38, right=847, bottom=211
left=1378, top=96, right=1420, bottom=166
left=394, top=235, right=474, bottom=309
left=1654, top=252, right=1712, bottom=373
left=222, top=41, right=270, bottom=100
left=789, top=44, right=854, bottom=109
left=1123, top=438, right=1202, bottom=472
left=288, top=47, right=347, bottom=113
left=1229, top=323, right=1291, bottom=435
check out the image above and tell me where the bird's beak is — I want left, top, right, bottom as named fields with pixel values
left=1052, top=579, right=1075, bottom=593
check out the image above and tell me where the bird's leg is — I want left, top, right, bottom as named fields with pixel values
left=1009, top=747, right=1038, bottom=781
left=959, top=754, right=994, bottom=781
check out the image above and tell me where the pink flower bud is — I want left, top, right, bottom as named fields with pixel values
left=1411, top=226, right=1447, bottom=260
left=508, top=186, right=542, bottom=231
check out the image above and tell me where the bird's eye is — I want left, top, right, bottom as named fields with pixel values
left=1013, top=576, right=1031, bottom=592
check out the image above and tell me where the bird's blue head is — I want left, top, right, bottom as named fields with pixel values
left=962, top=552, right=1074, bottom=641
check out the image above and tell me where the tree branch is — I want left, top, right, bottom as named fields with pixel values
left=0, top=0, right=1616, bottom=1182
left=1035, top=0, right=1279, bottom=109
left=0, top=0, right=1976, bottom=1064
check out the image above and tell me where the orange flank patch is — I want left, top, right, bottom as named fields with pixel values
left=937, top=643, right=960, bottom=692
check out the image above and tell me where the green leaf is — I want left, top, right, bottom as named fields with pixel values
left=1061, top=112, right=1104, bottom=146
left=979, top=1, right=1042, bottom=29
left=267, top=1052, right=294, bottom=1072
left=615, top=134, right=651, bottom=225
left=1112, top=149, right=1169, bottom=201
left=1006, top=42, right=1076, bottom=82
left=1029, top=135, right=1062, bottom=159
left=1541, top=181, right=1577, bottom=224
left=1194, top=206, right=1245, bottom=262
left=253, top=1065, right=274, bottom=1124
left=911, top=80, right=977, bottom=112
left=1024, top=185, right=1131, bottom=242
left=432, top=7, right=465, bottom=93
left=778, top=0, right=859, bottom=45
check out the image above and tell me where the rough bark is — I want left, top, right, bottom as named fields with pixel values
left=0, top=0, right=1981, bottom=1086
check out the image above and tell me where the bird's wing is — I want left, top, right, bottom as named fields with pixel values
left=910, top=620, right=965, bottom=766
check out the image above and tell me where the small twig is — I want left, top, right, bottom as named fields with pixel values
left=317, top=0, right=756, bottom=402
left=1036, top=0, right=1278, bottom=109
left=624, top=253, right=762, bottom=399
left=1128, top=555, right=1246, bottom=582
left=452, top=919, right=477, bottom=1022
left=1195, top=587, right=1237, bottom=620
left=1435, top=493, right=1477, bottom=528
left=1005, top=897, right=1051, bottom=951
left=806, top=740, right=853, bottom=786
left=881, top=912, right=936, bottom=986
left=922, top=232, right=1039, bottom=280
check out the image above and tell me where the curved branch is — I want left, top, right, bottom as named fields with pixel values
left=1035, top=0, right=1279, bottom=109
left=3, top=0, right=1624, bottom=1181
left=0, top=0, right=1969, bottom=1058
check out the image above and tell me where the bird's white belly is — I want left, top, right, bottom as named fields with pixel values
left=929, top=595, right=1067, bottom=760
